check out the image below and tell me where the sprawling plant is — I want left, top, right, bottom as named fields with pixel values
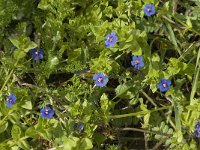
left=0, top=0, right=200, bottom=149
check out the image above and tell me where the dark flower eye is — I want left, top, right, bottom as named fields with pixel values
left=144, top=4, right=156, bottom=17
left=93, top=72, right=108, bottom=87
left=157, top=78, right=171, bottom=92
left=40, top=106, right=54, bottom=119
left=131, top=56, right=144, bottom=69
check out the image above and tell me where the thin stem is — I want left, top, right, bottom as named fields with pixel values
left=119, top=127, right=172, bottom=137
left=109, top=106, right=171, bottom=119
left=0, top=59, right=19, bottom=95
left=141, top=90, right=157, bottom=107
left=173, top=16, right=200, bottom=36
left=150, top=139, right=166, bottom=150
left=0, top=110, right=14, bottom=126
left=144, top=133, right=149, bottom=150
left=165, top=23, right=181, bottom=55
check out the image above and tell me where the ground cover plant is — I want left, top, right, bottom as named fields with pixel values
left=0, top=0, right=200, bottom=149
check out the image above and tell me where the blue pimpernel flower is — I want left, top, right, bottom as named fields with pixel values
left=40, top=106, right=54, bottom=119
left=105, top=32, right=118, bottom=48
left=29, top=48, right=43, bottom=61
left=74, top=122, right=85, bottom=133
left=93, top=72, right=108, bottom=87
left=6, top=93, right=16, bottom=107
left=194, top=122, right=200, bottom=138
left=144, top=4, right=156, bottom=17
left=157, top=78, right=171, bottom=92
left=131, top=56, right=144, bottom=69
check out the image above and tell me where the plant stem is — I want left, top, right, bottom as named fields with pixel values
left=119, top=127, right=172, bottom=137
left=0, top=59, right=19, bottom=95
left=0, top=110, right=14, bottom=126
left=173, top=16, right=200, bottom=36
left=109, top=106, right=171, bottom=119
left=151, top=139, right=166, bottom=150
left=165, top=23, right=181, bottom=55
left=141, top=90, right=157, bottom=107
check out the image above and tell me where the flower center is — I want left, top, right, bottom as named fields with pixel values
left=162, top=83, right=167, bottom=88
left=35, top=51, right=39, bottom=55
left=108, top=37, right=113, bottom=42
left=98, top=77, right=103, bottom=83
left=147, top=8, right=152, bottom=12
left=45, top=109, right=49, bottom=114
left=8, top=98, right=13, bottom=103
left=134, top=59, right=139, bottom=64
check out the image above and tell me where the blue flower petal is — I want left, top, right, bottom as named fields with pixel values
left=6, top=93, right=16, bottom=107
left=105, top=32, right=118, bottom=48
left=157, top=78, right=171, bottom=92
left=144, top=4, right=156, bottom=17
left=29, top=48, right=43, bottom=61
left=40, top=106, right=54, bottom=119
left=194, top=122, right=200, bottom=138
left=131, top=56, right=144, bottom=69
left=93, top=72, right=108, bottom=87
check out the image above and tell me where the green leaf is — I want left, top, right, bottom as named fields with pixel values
left=13, top=50, right=26, bottom=60
left=23, top=41, right=37, bottom=53
left=114, top=83, right=132, bottom=99
left=9, top=38, right=20, bottom=48
left=10, top=35, right=37, bottom=53
left=93, top=133, right=106, bottom=146
left=100, top=93, right=109, bottom=112
left=25, top=127, right=39, bottom=139
left=49, top=56, right=59, bottom=69
left=37, top=0, right=52, bottom=10
left=0, top=121, right=8, bottom=134
left=11, top=125, right=21, bottom=140
left=21, top=101, right=32, bottom=110
left=17, top=140, right=30, bottom=150
left=79, top=138, right=93, bottom=150
left=63, top=136, right=79, bottom=150
left=68, top=48, right=82, bottom=62
left=186, top=17, right=192, bottom=28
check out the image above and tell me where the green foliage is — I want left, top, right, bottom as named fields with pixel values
left=0, top=0, right=200, bottom=149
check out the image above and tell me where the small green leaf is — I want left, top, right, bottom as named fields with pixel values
left=13, top=50, right=26, bottom=60
left=79, top=138, right=93, bottom=150
left=186, top=17, right=192, bottom=28
left=21, top=101, right=32, bottom=110
left=0, top=121, right=8, bottom=134
left=63, top=136, right=79, bottom=150
left=9, top=38, right=20, bottom=48
left=50, top=57, right=59, bottom=69
left=25, top=127, right=39, bottom=139
left=17, top=140, right=30, bottom=150
left=11, top=125, right=21, bottom=140
left=114, top=83, right=132, bottom=99
left=23, top=41, right=37, bottom=52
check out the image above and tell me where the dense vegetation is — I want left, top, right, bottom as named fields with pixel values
left=0, top=0, right=200, bottom=149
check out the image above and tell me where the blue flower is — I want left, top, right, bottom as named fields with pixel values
left=29, top=48, right=43, bottom=61
left=40, top=106, right=54, bottom=119
left=131, top=56, right=144, bottom=69
left=157, top=78, right=171, bottom=92
left=93, top=72, right=108, bottom=87
left=105, top=32, right=118, bottom=48
left=74, top=122, right=85, bottom=133
left=144, top=4, right=156, bottom=17
left=194, top=122, right=200, bottom=138
left=6, top=93, right=16, bottom=107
